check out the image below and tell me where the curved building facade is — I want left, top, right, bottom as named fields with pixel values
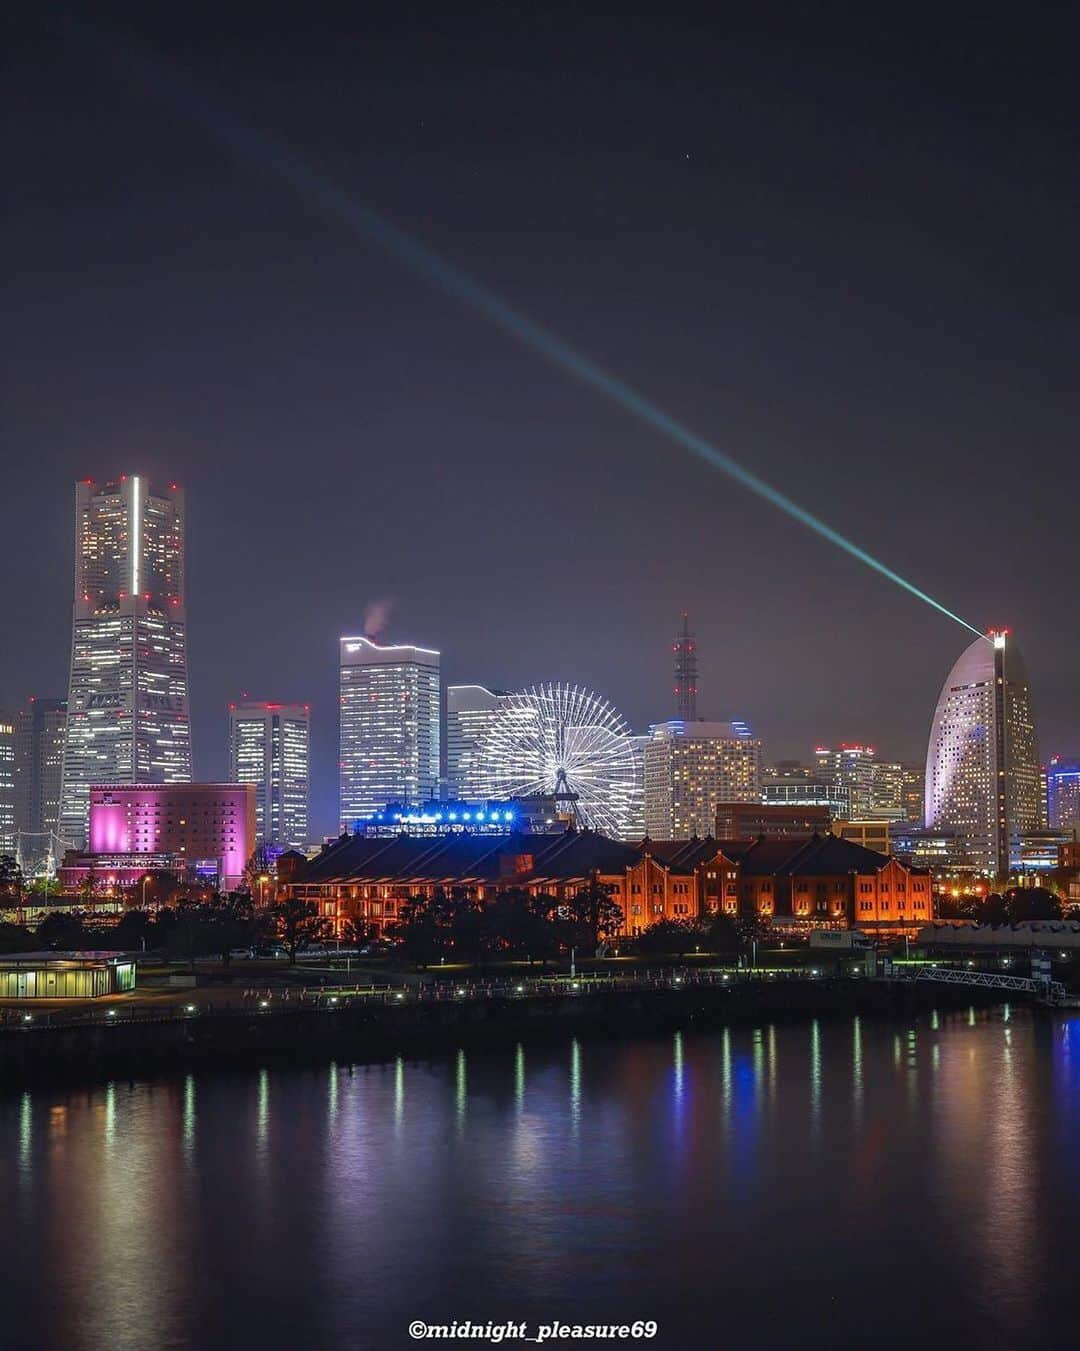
left=924, top=631, right=1040, bottom=877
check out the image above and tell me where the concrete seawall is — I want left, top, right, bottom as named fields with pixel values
left=0, top=978, right=1012, bottom=1088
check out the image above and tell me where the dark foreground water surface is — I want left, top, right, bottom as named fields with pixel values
left=3, top=1007, right=1080, bottom=1350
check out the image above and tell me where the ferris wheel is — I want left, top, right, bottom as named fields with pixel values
left=472, top=683, right=640, bottom=838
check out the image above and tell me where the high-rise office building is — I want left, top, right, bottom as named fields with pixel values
left=763, top=760, right=814, bottom=781
left=339, top=636, right=440, bottom=829
left=868, top=761, right=905, bottom=822
left=644, top=719, right=761, bottom=839
left=810, top=750, right=919, bottom=824
left=58, top=477, right=191, bottom=849
left=446, top=685, right=510, bottom=798
left=228, top=701, right=311, bottom=850
left=0, top=715, right=15, bottom=856
left=814, top=745, right=877, bottom=820
left=14, top=698, right=67, bottom=871
left=900, top=764, right=925, bottom=826
left=925, top=630, right=1041, bottom=877
left=1047, top=756, right=1080, bottom=831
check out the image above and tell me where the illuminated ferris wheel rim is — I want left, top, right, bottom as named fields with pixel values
left=472, top=683, right=639, bottom=837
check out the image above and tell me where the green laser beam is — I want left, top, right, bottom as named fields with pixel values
left=102, top=39, right=983, bottom=638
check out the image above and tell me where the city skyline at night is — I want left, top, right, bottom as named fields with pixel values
left=3, top=10, right=1080, bottom=1349
left=5, top=10, right=1080, bottom=842
left=6, top=467, right=1077, bottom=852
left=3, top=10, right=1078, bottom=846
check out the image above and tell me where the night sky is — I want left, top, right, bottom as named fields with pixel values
left=3, top=3, right=1077, bottom=836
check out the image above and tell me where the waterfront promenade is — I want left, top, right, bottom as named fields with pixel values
left=0, top=963, right=1017, bottom=1087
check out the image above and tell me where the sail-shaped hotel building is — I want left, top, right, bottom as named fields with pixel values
left=924, top=630, right=1040, bottom=878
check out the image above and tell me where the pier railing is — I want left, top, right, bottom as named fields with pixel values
left=889, top=964, right=1067, bottom=1005
left=6, top=957, right=1067, bottom=1032
left=0, top=965, right=839, bottom=1032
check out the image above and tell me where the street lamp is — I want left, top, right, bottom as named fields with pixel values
left=141, top=874, right=152, bottom=909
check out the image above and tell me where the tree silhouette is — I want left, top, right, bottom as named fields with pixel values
left=704, top=913, right=740, bottom=955
left=269, top=896, right=329, bottom=963
left=0, top=855, right=24, bottom=902
left=1005, top=887, right=1062, bottom=923
left=37, top=909, right=87, bottom=951
left=566, top=874, right=624, bottom=952
left=636, top=919, right=704, bottom=959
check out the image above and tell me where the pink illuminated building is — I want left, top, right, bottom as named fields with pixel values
left=86, top=783, right=256, bottom=889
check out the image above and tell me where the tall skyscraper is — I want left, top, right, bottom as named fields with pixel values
left=339, top=636, right=441, bottom=829
left=14, top=697, right=67, bottom=871
left=228, top=701, right=311, bottom=850
left=925, top=630, right=1041, bottom=877
left=1047, top=756, right=1080, bottom=831
left=59, top=477, right=191, bottom=849
left=0, top=714, right=15, bottom=856
left=672, top=613, right=698, bottom=722
left=644, top=719, right=762, bottom=838
left=446, top=684, right=510, bottom=797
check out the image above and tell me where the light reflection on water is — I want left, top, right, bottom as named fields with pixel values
left=809, top=1018, right=822, bottom=1143
left=513, top=1041, right=525, bottom=1110
left=2, top=1011, right=1080, bottom=1351
left=394, top=1053, right=405, bottom=1130
left=455, top=1047, right=467, bottom=1132
left=182, top=1074, right=195, bottom=1160
left=256, top=1066, right=269, bottom=1159
left=570, top=1037, right=582, bottom=1133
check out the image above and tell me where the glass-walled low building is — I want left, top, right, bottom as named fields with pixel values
left=0, top=953, right=136, bottom=999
